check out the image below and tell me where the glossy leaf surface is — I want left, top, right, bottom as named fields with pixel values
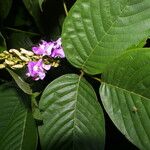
left=39, top=74, right=105, bottom=150
left=62, top=0, right=150, bottom=74
left=0, top=84, right=37, bottom=149
left=100, top=48, right=150, bottom=150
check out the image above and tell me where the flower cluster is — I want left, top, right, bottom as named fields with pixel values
left=0, top=48, right=36, bottom=69
left=0, top=37, right=64, bottom=81
left=32, top=38, right=65, bottom=58
left=26, top=38, right=65, bottom=81
left=26, top=59, right=51, bottom=80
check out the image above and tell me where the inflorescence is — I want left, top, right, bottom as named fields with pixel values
left=0, top=38, right=65, bottom=80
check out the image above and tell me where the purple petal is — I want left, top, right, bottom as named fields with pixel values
left=42, top=64, right=51, bottom=70
left=34, top=77, right=40, bottom=81
left=45, top=42, right=54, bottom=56
left=53, top=38, right=62, bottom=49
left=27, top=61, right=36, bottom=76
left=51, top=48, right=65, bottom=58
left=36, top=59, right=43, bottom=66
left=32, top=38, right=64, bottom=57
left=26, top=72, right=30, bottom=77
left=26, top=59, right=51, bottom=80
left=41, top=40, right=48, bottom=45
left=56, top=38, right=61, bottom=45
left=38, top=72, right=46, bottom=80
left=32, top=46, right=45, bottom=55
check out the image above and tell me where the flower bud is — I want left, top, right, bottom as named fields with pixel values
left=0, top=64, right=5, bottom=69
left=33, top=55, right=41, bottom=60
left=9, top=49, right=21, bottom=56
left=11, top=64, right=24, bottom=69
left=3, top=51, right=9, bottom=55
left=0, top=53, right=6, bottom=60
left=51, top=62, right=59, bottom=67
left=20, top=48, right=34, bottom=56
left=5, top=59, right=15, bottom=65
left=19, top=55, right=30, bottom=62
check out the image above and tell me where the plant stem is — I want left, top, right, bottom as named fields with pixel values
left=4, top=27, right=40, bottom=36
left=63, top=0, right=68, bottom=16
left=80, top=70, right=84, bottom=77
left=92, top=77, right=102, bottom=83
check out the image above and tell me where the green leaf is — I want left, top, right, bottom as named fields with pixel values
left=23, top=0, right=43, bottom=33
left=127, top=38, right=147, bottom=50
left=39, top=74, right=105, bottom=150
left=31, top=92, right=42, bottom=121
left=39, top=0, right=45, bottom=11
left=135, top=38, right=147, bottom=48
left=0, top=84, right=37, bottom=149
left=0, top=32, right=7, bottom=52
left=62, top=0, right=150, bottom=74
left=7, top=68, right=32, bottom=95
left=100, top=48, right=150, bottom=150
left=0, top=0, right=12, bottom=20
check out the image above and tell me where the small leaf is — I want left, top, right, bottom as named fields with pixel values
left=39, top=0, right=45, bottom=11
left=7, top=68, right=32, bottom=95
left=39, top=74, right=105, bottom=150
left=0, top=84, right=37, bottom=149
left=62, top=0, right=150, bottom=74
left=100, top=48, right=150, bottom=150
left=0, top=32, right=7, bottom=52
left=31, top=92, right=43, bottom=121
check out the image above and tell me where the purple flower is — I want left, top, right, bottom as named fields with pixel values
left=32, top=40, right=54, bottom=56
left=32, top=38, right=65, bottom=58
left=51, top=38, right=65, bottom=58
left=26, top=59, right=51, bottom=80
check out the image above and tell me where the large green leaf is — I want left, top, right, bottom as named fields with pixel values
left=0, top=0, right=12, bottom=20
left=128, top=38, right=147, bottom=50
left=0, top=84, right=37, bottom=149
left=100, top=48, right=150, bottom=150
left=62, top=0, right=150, bottom=74
left=39, top=74, right=105, bottom=150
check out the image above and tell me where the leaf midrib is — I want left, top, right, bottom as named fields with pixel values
left=81, top=0, right=130, bottom=69
left=102, top=81, right=150, bottom=149
left=72, top=74, right=83, bottom=150
left=20, top=111, right=28, bottom=150
left=102, top=81, right=150, bottom=101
